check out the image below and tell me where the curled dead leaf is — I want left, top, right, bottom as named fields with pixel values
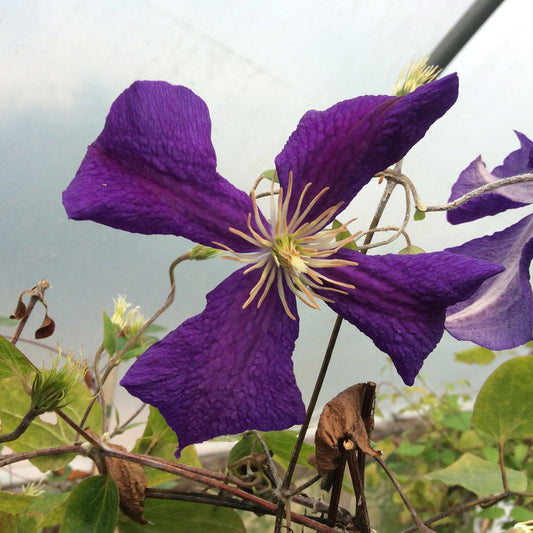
left=310, top=383, right=381, bottom=475
left=105, top=442, right=148, bottom=524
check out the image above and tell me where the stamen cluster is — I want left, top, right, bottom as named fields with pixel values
left=215, top=173, right=360, bottom=319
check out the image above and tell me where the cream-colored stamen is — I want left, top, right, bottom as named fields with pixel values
left=216, top=172, right=361, bottom=319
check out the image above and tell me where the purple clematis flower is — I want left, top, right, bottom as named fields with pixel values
left=63, top=76, right=503, bottom=454
left=445, top=132, right=533, bottom=349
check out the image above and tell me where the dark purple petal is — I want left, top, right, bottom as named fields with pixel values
left=447, top=132, right=533, bottom=224
left=315, top=248, right=503, bottom=385
left=445, top=214, right=533, bottom=349
left=63, top=81, right=257, bottom=252
left=275, top=74, right=458, bottom=223
left=120, top=268, right=305, bottom=455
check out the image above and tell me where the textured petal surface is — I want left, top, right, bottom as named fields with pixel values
left=63, top=81, right=256, bottom=251
left=445, top=214, right=533, bottom=349
left=275, top=74, right=458, bottom=223
left=447, top=132, right=533, bottom=224
left=316, top=248, right=503, bottom=385
left=120, top=268, right=305, bottom=455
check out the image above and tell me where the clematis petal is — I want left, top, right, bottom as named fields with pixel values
left=275, top=74, right=458, bottom=223
left=63, top=81, right=257, bottom=252
left=314, top=248, right=503, bottom=385
left=445, top=214, right=533, bottom=349
left=447, top=132, right=533, bottom=224
left=120, top=268, right=305, bottom=456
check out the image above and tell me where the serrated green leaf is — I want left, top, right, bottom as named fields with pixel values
left=102, top=311, right=116, bottom=355
left=0, top=376, right=102, bottom=471
left=426, top=453, right=527, bottom=496
left=472, top=356, right=533, bottom=443
left=455, top=346, right=495, bottom=365
left=117, top=499, right=245, bottom=533
left=60, top=475, right=118, bottom=533
left=0, top=334, right=37, bottom=379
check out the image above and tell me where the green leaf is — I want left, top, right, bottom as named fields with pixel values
left=455, top=346, right=495, bottom=365
left=394, top=441, right=425, bottom=457
left=0, top=334, right=37, bottom=379
left=0, top=376, right=102, bottom=471
left=332, top=220, right=357, bottom=250
left=442, top=411, right=472, bottom=431
left=0, top=491, right=35, bottom=514
left=472, top=356, right=533, bottom=443
left=260, top=169, right=278, bottom=183
left=132, top=406, right=200, bottom=486
left=426, top=453, right=527, bottom=496
left=102, top=311, right=116, bottom=355
left=398, top=245, right=425, bottom=255
left=143, top=323, right=166, bottom=334
left=510, top=506, right=533, bottom=521
left=262, top=430, right=315, bottom=470
left=61, top=476, right=118, bottom=533
left=118, top=499, right=245, bottom=533
left=413, top=210, right=425, bottom=221
left=476, top=506, right=506, bottom=519
left=0, top=317, right=18, bottom=327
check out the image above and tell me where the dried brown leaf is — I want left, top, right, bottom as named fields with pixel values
left=35, top=314, right=55, bottom=339
left=105, top=442, right=148, bottom=524
left=311, top=383, right=380, bottom=475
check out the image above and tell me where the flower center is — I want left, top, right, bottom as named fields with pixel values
left=213, top=172, right=360, bottom=320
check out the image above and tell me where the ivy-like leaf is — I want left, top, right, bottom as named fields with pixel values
left=472, top=356, right=533, bottom=443
left=426, top=453, right=527, bottom=496
left=0, top=376, right=102, bottom=471
left=60, top=475, right=119, bottom=533
left=118, top=500, right=245, bottom=533
left=455, top=346, right=495, bottom=365
left=0, top=334, right=37, bottom=379
left=102, top=311, right=116, bottom=355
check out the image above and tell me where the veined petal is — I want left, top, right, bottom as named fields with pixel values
left=275, top=74, right=458, bottom=223
left=445, top=214, right=533, bottom=349
left=447, top=132, right=533, bottom=224
left=63, top=81, right=256, bottom=252
left=314, top=248, right=503, bottom=385
left=120, top=268, right=305, bottom=455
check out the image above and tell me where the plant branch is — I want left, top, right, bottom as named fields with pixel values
left=0, top=409, right=38, bottom=443
left=374, top=454, right=436, bottom=533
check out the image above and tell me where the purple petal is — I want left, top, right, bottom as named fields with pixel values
left=63, top=81, right=257, bottom=252
left=447, top=132, right=533, bottom=224
left=120, top=268, right=305, bottom=455
left=275, top=74, right=458, bottom=223
left=315, top=248, right=503, bottom=385
left=445, top=213, right=533, bottom=349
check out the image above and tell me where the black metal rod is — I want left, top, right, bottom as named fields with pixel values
left=428, top=0, right=506, bottom=70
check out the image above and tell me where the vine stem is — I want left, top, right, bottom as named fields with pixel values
left=396, top=171, right=533, bottom=213
left=274, top=167, right=401, bottom=532
left=78, top=252, right=191, bottom=431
